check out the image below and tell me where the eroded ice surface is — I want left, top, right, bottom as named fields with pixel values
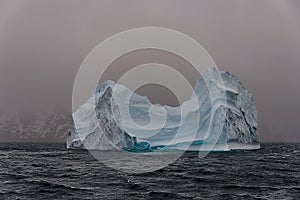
left=67, top=68, right=259, bottom=151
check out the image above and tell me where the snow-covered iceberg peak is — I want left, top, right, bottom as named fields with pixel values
left=67, top=67, right=259, bottom=151
left=68, top=83, right=151, bottom=151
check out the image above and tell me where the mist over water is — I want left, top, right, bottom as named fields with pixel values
left=0, top=1, right=300, bottom=142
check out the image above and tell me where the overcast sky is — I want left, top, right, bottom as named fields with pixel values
left=0, top=0, right=300, bottom=142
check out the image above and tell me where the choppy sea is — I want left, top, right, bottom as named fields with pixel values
left=0, top=143, right=299, bottom=199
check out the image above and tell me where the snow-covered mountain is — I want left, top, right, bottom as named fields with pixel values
left=68, top=67, right=259, bottom=151
left=0, top=111, right=70, bottom=142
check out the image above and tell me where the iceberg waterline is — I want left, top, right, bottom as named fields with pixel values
left=67, top=67, right=259, bottom=151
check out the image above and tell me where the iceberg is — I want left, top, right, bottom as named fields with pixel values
left=67, top=67, right=259, bottom=151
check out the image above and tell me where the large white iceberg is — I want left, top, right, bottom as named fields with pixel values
left=67, top=67, right=259, bottom=151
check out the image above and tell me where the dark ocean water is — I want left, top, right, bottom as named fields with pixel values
left=0, top=143, right=299, bottom=200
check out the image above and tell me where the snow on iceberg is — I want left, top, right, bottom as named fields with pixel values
left=67, top=67, right=259, bottom=151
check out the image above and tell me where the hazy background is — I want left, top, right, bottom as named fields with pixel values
left=0, top=0, right=299, bottom=142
